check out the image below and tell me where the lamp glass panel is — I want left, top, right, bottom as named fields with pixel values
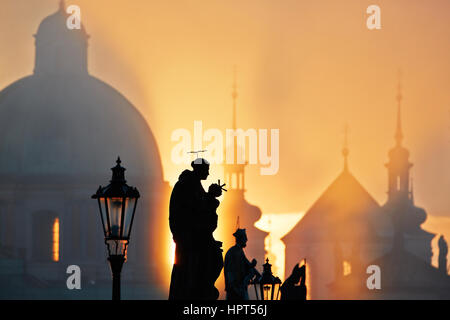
left=107, top=197, right=123, bottom=238
left=122, top=198, right=136, bottom=239
left=274, top=284, right=280, bottom=300
left=263, top=284, right=272, bottom=300
left=100, top=198, right=109, bottom=235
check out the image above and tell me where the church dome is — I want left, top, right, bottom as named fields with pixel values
left=388, top=145, right=410, bottom=162
left=0, top=75, right=163, bottom=180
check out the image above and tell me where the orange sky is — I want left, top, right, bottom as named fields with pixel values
left=1, top=0, right=450, bottom=220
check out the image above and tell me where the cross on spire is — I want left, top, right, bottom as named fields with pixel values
left=342, top=123, right=350, bottom=171
left=395, top=69, right=404, bottom=146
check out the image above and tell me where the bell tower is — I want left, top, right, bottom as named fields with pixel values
left=385, top=71, right=413, bottom=202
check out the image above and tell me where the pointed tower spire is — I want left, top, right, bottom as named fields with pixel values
left=232, top=65, right=238, bottom=131
left=395, top=69, right=403, bottom=146
left=223, top=66, right=246, bottom=191
left=59, top=0, right=66, bottom=11
left=385, top=70, right=413, bottom=201
left=342, top=123, right=350, bottom=171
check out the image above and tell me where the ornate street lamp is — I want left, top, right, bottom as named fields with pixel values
left=92, top=157, right=140, bottom=300
left=251, top=258, right=282, bottom=300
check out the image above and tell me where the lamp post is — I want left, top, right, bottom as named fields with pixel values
left=92, top=157, right=140, bottom=300
left=251, top=258, right=282, bottom=300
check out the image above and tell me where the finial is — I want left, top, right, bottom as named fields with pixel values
left=235, top=216, right=240, bottom=230
left=59, top=0, right=65, bottom=11
left=232, top=65, right=238, bottom=130
left=395, top=69, right=404, bottom=146
left=111, top=157, right=126, bottom=183
left=342, top=123, right=350, bottom=171
left=410, top=175, right=414, bottom=203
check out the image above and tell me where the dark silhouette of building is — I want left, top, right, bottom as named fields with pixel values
left=0, top=1, right=170, bottom=298
left=282, top=78, right=448, bottom=299
left=380, top=79, right=435, bottom=264
left=330, top=242, right=450, bottom=299
left=282, top=134, right=384, bottom=299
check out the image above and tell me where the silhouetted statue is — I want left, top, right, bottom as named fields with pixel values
left=224, top=228, right=260, bottom=300
left=280, top=263, right=307, bottom=300
left=438, top=235, right=448, bottom=274
left=169, top=158, right=224, bottom=300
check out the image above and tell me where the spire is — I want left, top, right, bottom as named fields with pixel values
left=395, top=69, right=403, bottom=146
left=59, top=0, right=65, bottom=11
left=231, top=65, right=238, bottom=131
left=223, top=65, right=246, bottom=190
left=342, top=123, right=350, bottom=171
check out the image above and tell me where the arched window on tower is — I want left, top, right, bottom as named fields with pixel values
left=32, top=211, right=59, bottom=262
left=52, top=218, right=60, bottom=262
left=343, top=260, right=352, bottom=276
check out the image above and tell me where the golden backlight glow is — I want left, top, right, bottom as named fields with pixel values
left=2, top=0, right=450, bottom=298
left=3, top=0, right=447, bottom=219
left=170, top=240, right=175, bottom=266
left=255, top=213, right=305, bottom=281
left=300, top=259, right=311, bottom=301
left=343, top=261, right=352, bottom=276
left=52, top=218, right=59, bottom=262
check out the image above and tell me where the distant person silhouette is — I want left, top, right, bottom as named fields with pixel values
left=438, top=235, right=448, bottom=274
left=169, top=158, right=224, bottom=300
left=224, top=228, right=260, bottom=300
left=280, top=263, right=307, bottom=300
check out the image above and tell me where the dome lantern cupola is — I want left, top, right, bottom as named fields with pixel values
left=33, top=0, right=89, bottom=75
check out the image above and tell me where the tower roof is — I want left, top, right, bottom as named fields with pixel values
left=282, top=167, right=381, bottom=244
